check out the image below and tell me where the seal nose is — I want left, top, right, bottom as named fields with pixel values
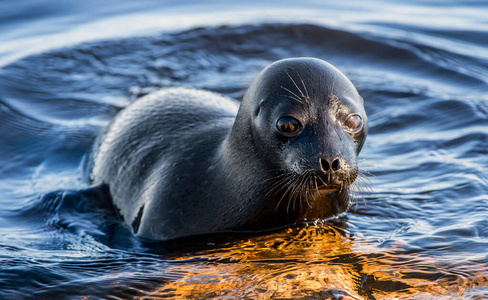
left=320, top=157, right=340, bottom=172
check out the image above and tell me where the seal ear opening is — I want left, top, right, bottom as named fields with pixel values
left=254, top=99, right=265, bottom=117
left=254, top=105, right=261, bottom=117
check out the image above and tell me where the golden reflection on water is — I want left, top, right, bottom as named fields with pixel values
left=136, top=224, right=488, bottom=299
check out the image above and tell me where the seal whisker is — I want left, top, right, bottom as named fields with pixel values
left=305, top=172, right=314, bottom=209
left=349, top=181, right=357, bottom=212
left=355, top=173, right=374, bottom=194
left=263, top=170, right=291, bottom=182
left=265, top=179, right=296, bottom=199
left=290, top=174, right=305, bottom=212
left=357, top=159, right=376, bottom=170
left=355, top=182, right=368, bottom=208
left=280, top=86, right=304, bottom=104
left=288, top=178, right=298, bottom=212
left=357, top=158, right=372, bottom=165
left=301, top=173, right=311, bottom=210
left=313, top=174, right=320, bottom=195
left=285, top=71, right=307, bottom=102
left=261, top=173, right=286, bottom=185
left=266, top=173, right=295, bottom=199
left=348, top=171, right=373, bottom=210
left=357, top=168, right=375, bottom=178
left=352, top=182, right=363, bottom=211
left=298, top=170, right=310, bottom=210
left=285, top=176, right=298, bottom=214
left=282, top=93, right=304, bottom=104
left=276, top=174, right=299, bottom=213
left=297, top=73, right=311, bottom=105
left=358, top=179, right=374, bottom=196
left=338, top=186, right=351, bottom=209
left=352, top=182, right=362, bottom=212
left=354, top=182, right=366, bottom=210
left=294, top=173, right=306, bottom=211
left=317, top=175, right=328, bottom=188
left=296, top=177, right=306, bottom=210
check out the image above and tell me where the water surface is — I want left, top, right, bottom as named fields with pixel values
left=1, top=1, right=488, bottom=299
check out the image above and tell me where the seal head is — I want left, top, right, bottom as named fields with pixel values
left=227, top=57, right=368, bottom=226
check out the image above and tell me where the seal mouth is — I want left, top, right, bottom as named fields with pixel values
left=316, top=184, right=340, bottom=193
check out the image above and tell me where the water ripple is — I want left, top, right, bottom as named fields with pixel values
left=0, top=17, right=487, bottom=299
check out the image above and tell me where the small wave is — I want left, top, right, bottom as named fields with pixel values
left=1, top=20, right=488, bottom=299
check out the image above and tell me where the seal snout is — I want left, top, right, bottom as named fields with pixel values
left=316, top=157, right=351, bottom=190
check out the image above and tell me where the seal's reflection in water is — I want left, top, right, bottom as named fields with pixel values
left=144, top=221, right=366, bottom=299
left=132, top=220, right=487, bottom=299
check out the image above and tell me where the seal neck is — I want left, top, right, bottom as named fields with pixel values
left=226, top=89, right=258, bottom=153
left=223, top=115, right=260, bottom=170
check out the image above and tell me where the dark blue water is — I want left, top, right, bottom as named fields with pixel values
left=1, top=1, right=488, bottom=299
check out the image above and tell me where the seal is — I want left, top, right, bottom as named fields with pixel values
left=90, top=57, right=368, bottom=241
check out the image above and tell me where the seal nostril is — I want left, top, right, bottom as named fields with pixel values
left=331, top=158, right=340, bottom=171
left=320, top=158, right=330, bottom=172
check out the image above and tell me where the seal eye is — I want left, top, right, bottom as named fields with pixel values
left=276, top=116, right=303, bottom=137
left=344, top=114, right=362, bottom=133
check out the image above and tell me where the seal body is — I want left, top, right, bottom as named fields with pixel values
left=91, top=58, right=368, bottom=241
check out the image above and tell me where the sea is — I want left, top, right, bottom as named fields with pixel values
left=1, top=0, right=487, bottom=299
